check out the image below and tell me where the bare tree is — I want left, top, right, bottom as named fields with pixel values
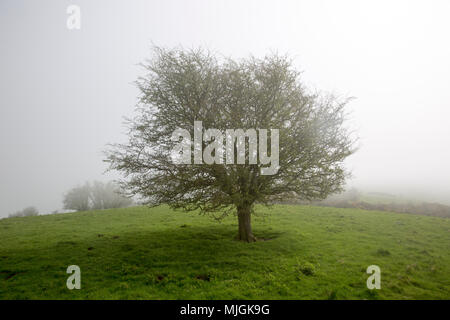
left=106, top=47, right=355, bottom=242
left=63, top=182, right=91, bottom=211
left=64, top=181, right=133, bottom=211
left=90, top=181, right=133, bottom=210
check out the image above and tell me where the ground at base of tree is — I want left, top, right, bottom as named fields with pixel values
left=0, top=205, right=449, bottom=299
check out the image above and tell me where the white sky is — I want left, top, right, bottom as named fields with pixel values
left=1, top=0, right=450, bottom=216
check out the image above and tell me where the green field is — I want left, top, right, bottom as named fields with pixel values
left=1, top=205, right=449, bottom=299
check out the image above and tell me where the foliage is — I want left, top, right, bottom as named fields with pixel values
left=63, top=181, right=132, bottom=212
left=8, top=206, right=39, bottom=218
left=63, top=183, right=91, bottom=211
left=106, top=47, right=355, bottom=241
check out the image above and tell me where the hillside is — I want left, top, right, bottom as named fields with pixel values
left=1, top=205, right=449, bottom=299
left=301, top=189, right=450, bottom=218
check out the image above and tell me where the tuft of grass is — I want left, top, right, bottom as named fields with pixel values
left=296, top=261, right=317, bottom=276
left=0, top=204, right=449, bottom=299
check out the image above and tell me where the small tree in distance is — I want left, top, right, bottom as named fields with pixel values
left=90, top=181, right=133, bottom=210
left=106, top=47, right=356, bottom=242
left=9, top=206, right=39, bottom=218
left=63, top=181, right=132, bottom=211
left=63, top=182, right=91, bottom=211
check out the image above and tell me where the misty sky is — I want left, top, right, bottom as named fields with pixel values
left=1, top=0, right=450, bottom=217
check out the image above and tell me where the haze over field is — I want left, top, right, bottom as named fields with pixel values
left=1, top=0, right=450, bottom=217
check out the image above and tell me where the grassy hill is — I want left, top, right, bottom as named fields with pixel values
left=0, top=205, right=449, bottom=299
left=301, top=189, right=450, bottom=218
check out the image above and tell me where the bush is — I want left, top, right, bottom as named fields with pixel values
left=63, top=181, right=133, bottom=211
left=9, top=206, right=39, bottom=218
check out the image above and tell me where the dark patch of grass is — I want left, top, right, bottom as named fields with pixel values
left=376, top=249, right=391, bottom=256
left=195, top=274, right=211, bottom=281
left=327, top=289, right=338, bottom=300
left=2, top=270, right=26, bottom=281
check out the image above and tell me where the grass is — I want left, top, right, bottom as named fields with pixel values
left=0, top=204, right=449, bottom=299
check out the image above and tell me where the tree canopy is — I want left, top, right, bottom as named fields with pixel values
left=106, top=47, right=355, bottom=241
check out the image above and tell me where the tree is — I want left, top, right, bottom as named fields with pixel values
left=63, top=181, right=133, bottom=211
left=63, top=182, right=91, bottom=211
left=9, top=206, right=39, bottom=218
left=90, top=181, right=133, bottom=210
left=106, top=47, right=355, bottom=242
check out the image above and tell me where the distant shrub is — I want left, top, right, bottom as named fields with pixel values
left=63, top=183, right=91, bottom=211
left=63, top=181, right=133, bottom=212
left=8, top=206, right=39, bottom=218
left=89, top=181, right=133, bottom=210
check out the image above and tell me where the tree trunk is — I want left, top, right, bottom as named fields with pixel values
left=237, top=205, right=256, bottom=242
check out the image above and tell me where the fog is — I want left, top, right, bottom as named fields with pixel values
left=1, top=0, right=449, bottom=217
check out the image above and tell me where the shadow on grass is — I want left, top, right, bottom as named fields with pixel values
left=1, top=224, right=295, bottom=287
